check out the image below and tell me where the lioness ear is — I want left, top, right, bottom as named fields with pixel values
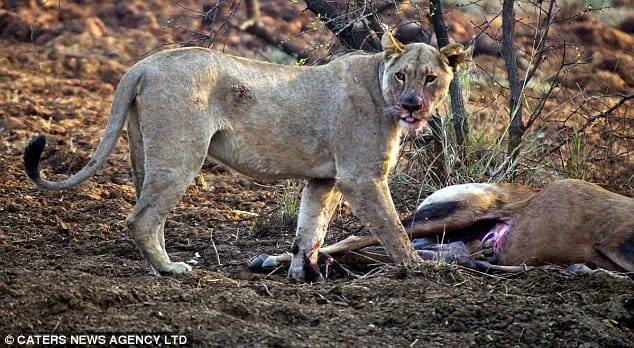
left=381, top=31, right=405, bottom=56
left=440, top=43, right=467, bottom=72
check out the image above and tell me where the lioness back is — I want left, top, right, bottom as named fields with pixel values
left=130, top=47, right=375, bottom=179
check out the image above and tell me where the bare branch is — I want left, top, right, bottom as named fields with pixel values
left=501, top=0, right=523, bottom=156
left=304, top=0, right=381, bottom=51
left=429, top=0, right=468, bottom=147
left=230, top=0, right=308, bottom=60
left=240, top=20, right=310, bottom=60
left=538, top=94, right=634, bottom=160
left=523, top=0, right=556, bottom=85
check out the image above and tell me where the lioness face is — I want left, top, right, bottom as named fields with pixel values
left=380, top=34, right=466, bottom=131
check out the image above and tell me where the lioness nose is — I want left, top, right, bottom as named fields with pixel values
left=401, top=96, right=423, bottom=112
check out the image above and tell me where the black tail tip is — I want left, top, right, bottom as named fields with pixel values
left=24, top=135, right=46, bottom=181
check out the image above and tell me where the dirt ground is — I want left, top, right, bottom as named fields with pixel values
left=0, top=1, right=632, bottom=346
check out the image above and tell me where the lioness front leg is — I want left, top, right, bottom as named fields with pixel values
left=336, top=177, right=420, bottom=266
left=289, top=179, right=342, bottom=282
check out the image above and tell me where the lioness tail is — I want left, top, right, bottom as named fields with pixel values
left=23, top=135, right=46, bottom=182
left=23, top=69, right=143, bottom=190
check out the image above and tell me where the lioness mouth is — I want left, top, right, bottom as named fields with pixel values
left=402, top=116, right=421, bottom=124
left=399, top=114, right=428, bottom=131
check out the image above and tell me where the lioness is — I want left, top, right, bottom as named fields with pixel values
left=24, top=33, right=466, bottom=280
left=251, top=179, right=634, bottom=275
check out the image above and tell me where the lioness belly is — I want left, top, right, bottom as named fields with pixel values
left=207, top=129, right=336, bottom=180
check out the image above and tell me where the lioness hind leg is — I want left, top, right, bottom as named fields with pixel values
left=127, top=159, right=207, bottom=275
left=128, top=111, right=172, bottom=257
left=127, top=109, right=144, bottom=199
left=126, top=106, right=213, bottom=275
left=289, top=179, right=341, bottom=282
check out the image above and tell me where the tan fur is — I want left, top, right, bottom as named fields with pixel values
left=25, top=34, right=466, bottom=279
left=495, top=180, right=633, bottom=270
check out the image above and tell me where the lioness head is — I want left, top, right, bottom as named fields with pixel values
left=380, top=32, right=467, bottom=131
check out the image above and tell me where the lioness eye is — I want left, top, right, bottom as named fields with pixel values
left=395, top=72, right=405, bottom=81
left=425, top=75, right=437, bottom=84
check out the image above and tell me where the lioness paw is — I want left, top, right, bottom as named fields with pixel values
left=157, top=262, right=193, bottom=275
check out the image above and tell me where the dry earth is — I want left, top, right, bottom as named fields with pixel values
left=0, top=1, right=632, bottom=346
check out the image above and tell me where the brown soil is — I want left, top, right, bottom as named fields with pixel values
left=0, top=1, right=632, bottom=346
